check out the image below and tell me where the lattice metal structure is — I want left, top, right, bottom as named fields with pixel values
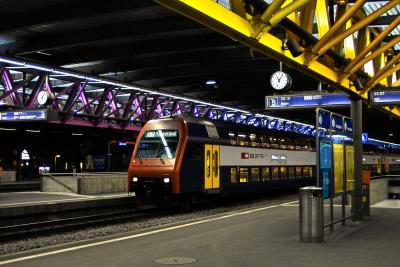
left=0, top=56, right=316, bottom=135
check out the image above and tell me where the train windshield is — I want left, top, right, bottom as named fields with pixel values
left=135, top=130, right=180, bottom=159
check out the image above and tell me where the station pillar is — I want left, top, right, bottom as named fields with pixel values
left=351, top=97, right=363, bottom=220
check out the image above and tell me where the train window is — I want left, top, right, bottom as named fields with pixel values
left=280, top=167, right=287, bottom=179
left=249, top=134, right=259, bottom=147
left=136, top=130, right=179, bottom=159
left=206, top=150, right=211, bottom=178
left=272, top=167, right=279, bottom=180
left=239, top=168, right=249, bottom=183
left=278, top=138, right=287, bottom=149
left=286, top=139, right=295, bottom=150
left=288, top=167, right=295, bottom=179
left=214, top=151, right=219, bottom=177
left=261, top=167, right=270, bottom=181
left=295, top=167, right=302, bottom=179
left=230, top=168, right=237, bottom=183
left=185, top=143, right=201, bottom=160
left=228, top=132, right=237, bottom=145
left=251, top=168, right=260, bottom=182
left=303, top=166, right=312, bottom=178
left=270, top=137, right=279, bottom=149
left=259, top=135, right=269, bottom=148
left=238, top=133, right=249, bottom=146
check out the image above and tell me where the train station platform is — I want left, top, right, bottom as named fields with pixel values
left=0, top=191, right=133, bottom=218
left=0, top=199, right=399, bottom=266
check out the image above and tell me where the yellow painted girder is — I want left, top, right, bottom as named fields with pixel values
left=154, top=0, right=399, bottom=117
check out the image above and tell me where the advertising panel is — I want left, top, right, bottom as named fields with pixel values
left=333, top=143, right=344, bottom=193
left=345, top=145, right=354, bottom=191
left=320, top=139, right=332, bottom=199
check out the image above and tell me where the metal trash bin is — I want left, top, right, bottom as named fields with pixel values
left=299, top=186, right=323, bottom=243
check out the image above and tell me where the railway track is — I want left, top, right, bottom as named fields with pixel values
left=0, top=207, right=159, bottom=241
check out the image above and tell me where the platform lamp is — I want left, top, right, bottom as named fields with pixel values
left=54, top=155, right=60, bottom=173
left=284, top=39, right=304, bottom=58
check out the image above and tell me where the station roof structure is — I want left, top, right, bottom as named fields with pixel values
left=0, top=0, right=399, bottom=142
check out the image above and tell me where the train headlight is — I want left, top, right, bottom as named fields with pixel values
left=132, top=177, right=138, bottom=182
left=163, top=177, right=170, bottom=183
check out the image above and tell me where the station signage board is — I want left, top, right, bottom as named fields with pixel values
left=370, top=88, right=400, bottom=106
left=317, top=109, right=352, bottom=135
left=0, top=109, right=58, bottom=121
left=265, top=93, right=350, bottom=109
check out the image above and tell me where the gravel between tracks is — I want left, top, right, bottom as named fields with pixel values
left=0, top=194, right=296, bottom=255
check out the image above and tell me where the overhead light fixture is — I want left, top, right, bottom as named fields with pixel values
left=389, top=133, right=394, bottom=137
left=206, top=80, right=217, bottom=85
left=71, top=133, right=84, bottom=136
left=26, top=129, right=40, bottom=133
left=285, top=39, right=303, bottom=58
left=0, top=127, right=16, bottom=131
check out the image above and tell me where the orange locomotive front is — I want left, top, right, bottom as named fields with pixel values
left=128, top=118, right=188, bottom=203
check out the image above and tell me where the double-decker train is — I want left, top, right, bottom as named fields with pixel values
left=127, top=116, right=400, bottom=204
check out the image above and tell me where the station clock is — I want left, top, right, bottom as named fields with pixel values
left=270, top=71, right=292, bottom=91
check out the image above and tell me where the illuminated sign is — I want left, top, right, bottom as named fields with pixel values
left=144, top=130, right=178, bottom=138
left=0, top=109, right=58, bottom=121
left=265, top=93, right=350, bottom=109
left=370, top=89, right=400, bottom=106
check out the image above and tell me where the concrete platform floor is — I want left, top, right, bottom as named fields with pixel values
left=0, top=200, right=399, bottom=267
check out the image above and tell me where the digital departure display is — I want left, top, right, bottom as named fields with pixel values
left=0, top=109, right=58, bottom=121
left=265, top=93, right=350, bottom=109
left=370, top=89, right=400, bottom=106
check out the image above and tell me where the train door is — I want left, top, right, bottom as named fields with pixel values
left=204, top=144, right=220, bottom=190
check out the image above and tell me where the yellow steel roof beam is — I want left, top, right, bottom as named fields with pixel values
left=315, top=0, right=400, bottom=58
left=315, top=0, right=330, bottom=37
left=345, top=35, right=400, bottom=78
left=361, top=64, right=400, bottom=95
left=305, top=0, right=365, bottom=65
left=341, top=15, right=400, bottom=80
left=253, top=0, right=313, bottom=39
left=154, top=0, right=400, bottom=119
left=393, top=79, right=400, bottom=87
left=251, top=0, right=286, bottom=37
left=363, top=53, right=400, bottom=89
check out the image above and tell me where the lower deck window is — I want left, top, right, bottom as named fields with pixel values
left=230, top=167, right=237, bottom=183
left=296, top=167, right=302, bottom=179
left=288, top=167, right=295, bottom=179
left=272, top=167, right=279, bottom=180
left=240, top=168, right=249, bottom=183
left=280, top=167, right=287, bottom=179
left=251, top=168, right=259, bottom=182
left=261, top=167, right=270, bottom=181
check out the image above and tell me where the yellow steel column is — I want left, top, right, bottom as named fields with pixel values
left=315, top=0, right=330, bottom=37
left=300, top=0, right=317, bottom=34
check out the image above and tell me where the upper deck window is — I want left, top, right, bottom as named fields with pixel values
left=136, top=130, right=179, bottom=159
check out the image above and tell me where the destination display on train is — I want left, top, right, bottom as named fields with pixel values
left=370, top=89, right=400, bottom=106
left=265, top=93, right=350, bottom=109
left=0, top=109, right=57, bottom=121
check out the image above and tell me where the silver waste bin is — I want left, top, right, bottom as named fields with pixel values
left=299, top=186, right=323, bottom=243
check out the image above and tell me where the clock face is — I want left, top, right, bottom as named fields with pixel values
left=37, top=91, right=48, bottom=105
left=270, top=71, right=291, bottom=91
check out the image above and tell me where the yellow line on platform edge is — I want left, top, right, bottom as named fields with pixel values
left=0, top=200, right=298, bottom=266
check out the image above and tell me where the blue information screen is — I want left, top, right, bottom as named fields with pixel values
left=370, top=89, right=400, bottom=105
left=0, top=109, right=56, bottom=121
left=265, top=93, right=350, bottom=109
